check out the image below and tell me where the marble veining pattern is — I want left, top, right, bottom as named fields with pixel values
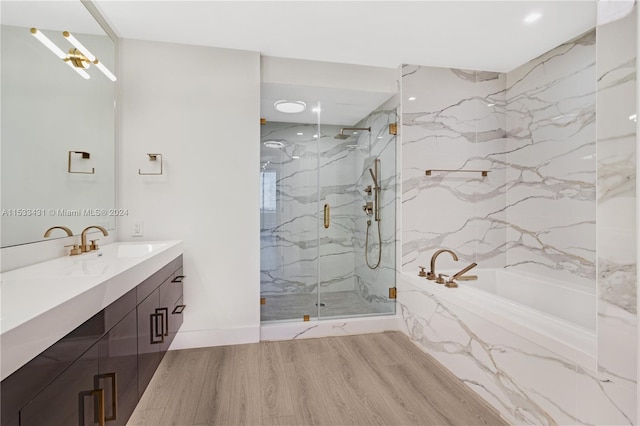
left=260, top=95, right=399, bottom=320
left=402, top=65, right=507, bottom=272
left=504, top=30, right=596, bottom=286
left=397, top=276, right=633, bottom=425
left=400, top=15, right=636, bottom=424
left=595, top=6, right=637, bottom=422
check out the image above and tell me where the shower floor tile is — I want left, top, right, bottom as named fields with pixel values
left=260, top=290, right=382, bottom=322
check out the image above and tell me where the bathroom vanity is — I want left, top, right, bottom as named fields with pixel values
left=0, top=241, right=184, bottom=426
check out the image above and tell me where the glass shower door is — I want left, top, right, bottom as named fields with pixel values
left=317, top=101, right=397, bottom=319
left=260, top=90, right=398, bottom=323
left=260, top=120, right=320, bottom=322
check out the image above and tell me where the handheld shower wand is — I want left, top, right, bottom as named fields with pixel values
left=365, top=159, right=382, bottom=269
left=369, top=160, right=380, bottom=222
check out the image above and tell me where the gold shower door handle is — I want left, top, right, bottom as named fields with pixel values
left=324, top=203, right=330, bottom=229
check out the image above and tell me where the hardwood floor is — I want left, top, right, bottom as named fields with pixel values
left=128, top=331, right=508, bottom=426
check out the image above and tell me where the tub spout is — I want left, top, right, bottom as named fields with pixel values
left=427, top=249, right=458, bottom=280
left=446, top=262, right=478, bottom=288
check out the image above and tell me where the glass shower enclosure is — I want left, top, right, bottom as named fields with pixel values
left=260, top=91, right=398, bottom=322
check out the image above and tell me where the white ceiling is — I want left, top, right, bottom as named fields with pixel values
left=93, top=1, right=596, bottom=126
left=94, top=0, right=597, bottom=73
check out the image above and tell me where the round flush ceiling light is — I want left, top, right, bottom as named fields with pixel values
left=274, top=100, right=306, bottom=113
left=263, top=141, right=284, bottom=149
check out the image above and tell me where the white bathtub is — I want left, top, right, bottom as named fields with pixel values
left=399, top=268, right=597, bottom=369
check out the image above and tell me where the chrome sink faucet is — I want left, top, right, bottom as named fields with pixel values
left=427, top=249, right=458, bottom=280
left=80, top=225, right=109, bottom=252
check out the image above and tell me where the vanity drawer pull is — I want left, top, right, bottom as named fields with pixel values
left=150, top=312, right=164, bottom=344
left=171, top=275, right=185, bottom=283
left=81, top=388, right=105, bottom=426
left=158, top=307, right=168, bottom=337
left=172, top=304, right=186, bottom=314
left=95, top=373, right=117, bottom=421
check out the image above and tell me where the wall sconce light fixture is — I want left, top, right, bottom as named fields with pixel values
left=30, top=28, right=117, bottom=81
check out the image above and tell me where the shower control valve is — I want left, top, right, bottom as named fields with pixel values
left=363, top=202, right=374, bottom=215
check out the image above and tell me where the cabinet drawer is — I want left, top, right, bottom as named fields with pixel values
left=0, top=288, right=135, bottom=426
left=136, top=255, right=182, bottom=303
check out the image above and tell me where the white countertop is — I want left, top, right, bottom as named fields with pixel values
left=0, top=240, right=183, bottom=381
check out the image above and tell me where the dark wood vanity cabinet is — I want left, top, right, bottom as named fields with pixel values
left=1, top=255, right=184, bottom=426
left=20, top=309, right=137, bottom=426
left=136, top=260, right=185, bottom=398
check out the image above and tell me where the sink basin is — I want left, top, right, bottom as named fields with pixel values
left=116, top=243, right=168, bottom=258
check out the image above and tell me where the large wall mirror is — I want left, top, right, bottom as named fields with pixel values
left=1, top=1, right=116, bottom=248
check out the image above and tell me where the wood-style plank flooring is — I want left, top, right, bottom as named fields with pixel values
left=128, top=331, right=508, bottom=426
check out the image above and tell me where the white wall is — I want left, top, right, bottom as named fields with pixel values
left=261, top=56, right=397, bottom=93
left=117, top=39, right=261, bottom=348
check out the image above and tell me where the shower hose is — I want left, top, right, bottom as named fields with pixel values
left=365, top=219, right=382, bottom=269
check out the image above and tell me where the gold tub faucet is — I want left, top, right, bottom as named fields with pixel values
left=81, top=225, right=109, bottom=252
left=446, top=262, right=478, bottom=288
left=427, top=249, right=458, bottom=280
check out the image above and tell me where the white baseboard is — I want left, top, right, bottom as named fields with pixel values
left=169, top=326, right=260, bottom=350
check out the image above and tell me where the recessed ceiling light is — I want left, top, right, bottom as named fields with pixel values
left=353, top=132, right=358, bottom=135
left=377, top=136, right=384, bottom=139
left=312, top=107, right=321, bottom=113
left=524, top=12, right=542, bottom=24
left=292, top=156, right=300, bottom=159
left=263, top=141, right=284, bottom=149
left=297, top=132, right=303, bottom=135
left=408, top=97, right=417, bottom=101
left=313, top=134, right=318, bottom=138
left=274, top=100, right=306, bottom=113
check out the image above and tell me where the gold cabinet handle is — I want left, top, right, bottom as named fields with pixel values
left=90, top=389, right=105, bottom=426
left=150, top=312, right=164, bottom=344
left=324, top=203, right=330, bottom=229
left=95, top=373, right=117, bottom=421
left=158, top=307, right=168, bottom=337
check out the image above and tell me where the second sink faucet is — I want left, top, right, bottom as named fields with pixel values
left=427, top=249, right=458, bottom=280
left=81, top=225, right=109, bottom=252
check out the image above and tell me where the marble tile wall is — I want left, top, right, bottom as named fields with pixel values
left=399, top=10, right=637, bottom=424
left=260, top=121, right=357, bottom=297
left=352, top=95, right=399, bottom=313
left=397, top=274, right=632, bottom=425
left=260, top=115, right=398, bottom=303
left=504, top=30, right=597, bottom=288
left=401, top=66, right=507, bottom=273
left=596, top=6, right=637, bottom=422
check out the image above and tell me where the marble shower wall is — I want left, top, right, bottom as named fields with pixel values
left=504, top=30, right=597, bottom=288
left=261, top=116, right=398, bottom=299
left=260, top=122, right=357, bottom=296
left=352, top=94, right=399, bottom=313
left=261, top=122, right=321, bottom=295
left=596, top=6, right=637, bottom=421
left=401, top=66, right=507, bottom=272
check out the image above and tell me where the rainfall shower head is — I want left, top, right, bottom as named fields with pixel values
left=334, top=127, right=371, bottom=139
